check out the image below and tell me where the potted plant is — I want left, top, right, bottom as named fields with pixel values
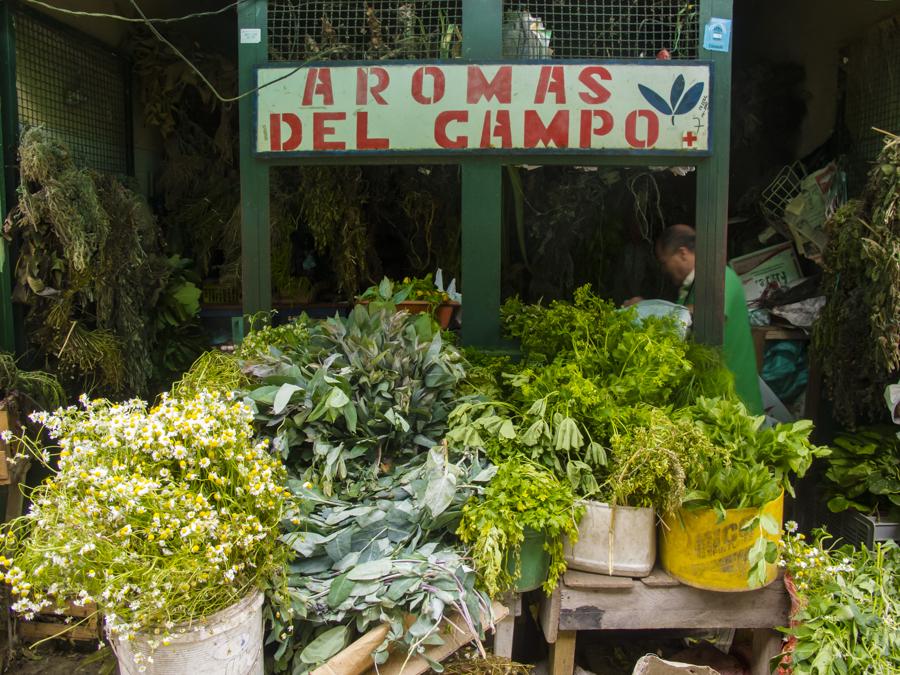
left=660, top=398, right=827, bottom=591
left=456, top=458, right=583, bottom=597
left=357, top=275, right=458, bottom=329
left=0, top=391, right=289, bottom=674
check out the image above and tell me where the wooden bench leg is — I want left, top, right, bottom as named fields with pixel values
left=751, top=628, right=784, bottom=675
left=493, top=611, right=515, bottom=658
left=549, top=630, right=576, bottom=675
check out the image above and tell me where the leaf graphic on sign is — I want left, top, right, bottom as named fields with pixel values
left=638, top=84, right=672, bottom=116
left=669, top=74, right=685, bottom=110
left=639, top=77, right=706, bottom=125
left=674, top=82, right=705, bottom=115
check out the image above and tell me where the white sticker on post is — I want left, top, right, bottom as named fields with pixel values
left=240, top=28, right=262, bottom=44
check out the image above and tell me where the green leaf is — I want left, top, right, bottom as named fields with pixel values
left=424, top=471, right=458, bottom=518
left=347, top=559, right=392, bottom=580
left=326, top=386, right=350, bottom=409
left=274, top=383, right=302, bottom=415
left=327, top=572, right=354, bottom=608
left=299, top=625, right=349, bottom=665
left=760, top=513, right=780, bottom=535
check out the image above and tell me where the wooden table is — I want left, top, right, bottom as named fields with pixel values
left=538, top=568, right=789, bottom=675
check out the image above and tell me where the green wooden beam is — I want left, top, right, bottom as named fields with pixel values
left=460, top=0, right=503, bottom=347
left=693, top=0, right=733, bottom=346
left=0, top=4, right=17, bottom=354
left=238, top=0, right=271, bottom=319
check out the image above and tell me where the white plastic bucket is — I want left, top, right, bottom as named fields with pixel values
left=563, top=501, right=656, bottom=577
left=111, top=590, right=265, bottom=675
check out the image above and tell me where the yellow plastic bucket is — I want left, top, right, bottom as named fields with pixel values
left=659, top=492, right=783, bottom=592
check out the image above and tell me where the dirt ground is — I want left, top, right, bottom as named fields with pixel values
left=2, top=643, right=116, bottom=675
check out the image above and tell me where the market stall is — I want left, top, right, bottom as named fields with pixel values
left=0, top=1, right=898, bottom=675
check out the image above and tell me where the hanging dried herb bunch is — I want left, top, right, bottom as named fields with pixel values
left=813, top=132, right=900, bottom=427
left=2, top=128, right=189, bottom=398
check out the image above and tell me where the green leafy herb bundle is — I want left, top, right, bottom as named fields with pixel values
left=456, top=459, right=583, bottom=597
left=238, top=306, right=490, bottom=672
left=813, top=132, right=900, bottom=428
left=824, top=427, right=900, bottom=519
left=270, top=447, right=495, bottom=672
left=242, top=304, right=464, bottom=495
left=779, top=527, right=900, bottom=675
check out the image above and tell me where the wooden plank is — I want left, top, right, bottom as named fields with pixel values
left=539, top=586, right=560, bottom=644
left=641, top=568, right=681, bottom=588
left=19, top=621, right=98, bottom=642
left=558, top=581, right=789, bottom=631
left=751, top=628, right=785, bottom=675
left=549, top=630, right=576, bottom=675
left=366, top=601, right=508, bottom=675
left=564, top=570, right=634, bottom=590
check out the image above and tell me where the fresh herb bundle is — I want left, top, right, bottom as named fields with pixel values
left=456, top=459, right=583, bottom=597
left=824, top=427, right=900, bottom=519
left=269, top=447, right=495, bottom=673
left=358, top=274, right=452, bottom=307
left=779, top=526, right=900, bottom=675
left=0, top=392, right=289, bottom=669
left=242, top=304, right=465, bottom=495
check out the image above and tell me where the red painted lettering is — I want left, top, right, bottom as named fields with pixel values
left=534, top=66, right=566, bottom=104
left=479, top=110, right=512, bottom=148
left=355, top=67, right=389, bottom=105
left=523, top=110, right=569, bottom=148
left=466, top=66, right=512, bottom=104
left=579, top=110, right=614, bottom=148
left=411, top=66, right=446, bottom=105
left=356, top=112, right=389, bottom=149
left=270, top=113, right=303, bottom=152
left=434, top=111, right=468, bottom=149
left=625, top=110, right=659, bottom=148
left=302, top=68, right=334, bottom=106
left=312, top=112, right=346, bottom=150
left=578, top=66, right=612, bottom=104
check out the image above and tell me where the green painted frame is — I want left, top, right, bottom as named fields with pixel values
left=0, top=2, right=17, bottom=354
left=236, top=0, right=733, bottom=346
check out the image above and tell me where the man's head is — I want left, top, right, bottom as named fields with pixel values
left=655, top=224, right=696, bottom=286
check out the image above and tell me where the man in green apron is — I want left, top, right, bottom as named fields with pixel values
left=628, top=225, right=763, bottom=414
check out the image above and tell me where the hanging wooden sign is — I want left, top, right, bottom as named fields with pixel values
left=255, top=61, right=712, bottom=158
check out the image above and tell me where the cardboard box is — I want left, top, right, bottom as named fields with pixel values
left=730, top=243, right=802, bottom=304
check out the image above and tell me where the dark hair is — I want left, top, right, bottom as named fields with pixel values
left=656, top=225, right=696, bottom=256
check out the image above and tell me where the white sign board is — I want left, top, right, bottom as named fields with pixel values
left=255, top=62, right=712, bottom=157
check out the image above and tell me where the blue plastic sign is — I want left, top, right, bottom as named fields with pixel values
left=703, top=18, right=732, bottom=53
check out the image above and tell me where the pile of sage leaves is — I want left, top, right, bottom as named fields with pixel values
left=240, top=305, right=491, bottom=673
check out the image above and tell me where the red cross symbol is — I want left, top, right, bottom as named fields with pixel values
left=682, top=131, right=698, bottom=148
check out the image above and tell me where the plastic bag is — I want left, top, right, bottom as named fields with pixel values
left=627, top=299, right=692, bottom=339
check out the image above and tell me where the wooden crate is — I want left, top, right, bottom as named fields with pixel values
left=17, top=601, right=102, bottom=643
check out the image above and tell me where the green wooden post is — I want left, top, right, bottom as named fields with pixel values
left=693, top=0, right=733, bottom=346
left=238, top=0, right=271, bottom=319
left=0, top=4, right=17, bottom=353
left=461, top=0, right=503, bottom=347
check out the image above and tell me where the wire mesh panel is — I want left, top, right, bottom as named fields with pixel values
left=14, top=10, right=129, bottom=175
left=843, top=16, right=899, bottom=193
left=502, top=1, right=699, bottom=60
left=268, top=1, right=463, bottom=62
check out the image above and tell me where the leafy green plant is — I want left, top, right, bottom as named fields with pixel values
left=358, top=274, right=452, bottom=307
left=813, top=132, right=900, bottom=428
left=824, top=427, right=900, bottom=519
left=778, top=526, right=900, bottom=674
left=673, top=398, right=827, bottom=586
left=268, top=447, right=495, bottom=673
left=456, top=459, right=583, bottom=597
left=241, top=304, right=465, bottom=495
